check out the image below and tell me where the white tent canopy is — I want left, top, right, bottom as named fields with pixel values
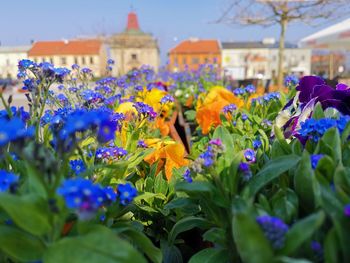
left=299, top=18, right=350, bottom=50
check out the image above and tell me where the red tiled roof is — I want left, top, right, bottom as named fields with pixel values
left=169, top=39, right=220, bottom=54
left=28, top=40, right=102, bottom=56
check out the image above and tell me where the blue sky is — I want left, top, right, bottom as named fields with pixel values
left=0, top=0, right=343, bottom=63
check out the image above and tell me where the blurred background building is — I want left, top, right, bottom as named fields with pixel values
left=0, top=46, right=31, bottom=79
left=168, top=38, right=221, bottom=71
left=222, top=38, right=311, bottom=81
left=108, top=11, right=160, bottom=75
left=28, top=39, right=107, bottom=77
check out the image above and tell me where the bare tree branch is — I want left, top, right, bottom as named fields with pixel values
left=217, top=0, right=350, bottom=88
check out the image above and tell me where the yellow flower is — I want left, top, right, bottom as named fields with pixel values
left=137, top=88, right=173, bottom=118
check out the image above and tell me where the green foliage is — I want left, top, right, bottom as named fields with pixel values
left=43, top=226, right=146, bottom=263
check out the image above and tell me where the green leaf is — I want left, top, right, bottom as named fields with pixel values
left=154, top=172, right=168, bottom=195
left=312, top=102, right=325, bottom=119
left=134, top=192, right=167, bottom=204
left=43, top=226, right=146, bottom=263
left=168, top=216, right=212, bottom=245
left=324, top=227, right=340, bottom=263
left=212, top=125, right=234, bottom=166
left=319, top=184, right=350, bottom=262
left=164, top=197, right=197, bottom=210
left=188, top=248, right=228, bottom=263
left=113, top=223, right=162, bottom=263
left=23, top=162, right=47, bottom=197
left=176, top=181, right=214, bottom=194
left=279, top=211, right=325, bottom=255
left=232, top=212, right=274, bottom=263
left=127, top=149, right=154, bottom=170
left=271, top=190, right=298, bottom=223
left=320, top=128, right=341, bottom=163
left=203, top=228, right=226, bottom=246
left=0, top=193, right=50, bottom=236
left=334, top=165, right=350, bottom=195
left=273, top=125, right=292, bottom=154
left=294, top=152, right=315, bottom=211
left=161, top=240, right=183, bottom=263
left=243, top=155, right=300, bottom=198
left=184, top=110, right=196, bottom=121
left=0, top=225, right=46, bottom=262
left=277, top=256, right=313, bottom=263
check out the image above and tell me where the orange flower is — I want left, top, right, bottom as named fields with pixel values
left=155, top=118, right=170, bottom=136
left=196, top=87, right=244, bottom=134
left=144, top=140, right=189, bottom=181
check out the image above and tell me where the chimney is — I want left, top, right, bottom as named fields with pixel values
left=127, top=12, right=140, bottom=31
left=30, top=39, right=34, bottom=44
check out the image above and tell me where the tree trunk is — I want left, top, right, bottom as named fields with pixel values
left=277, top=19, right=287, bottom=90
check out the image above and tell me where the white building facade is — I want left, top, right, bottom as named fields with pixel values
left=222, top=39, right=311, bottom=81
left=0, top=46, right=31, bottom=79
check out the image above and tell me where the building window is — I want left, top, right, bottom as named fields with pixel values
left=6, top=59, right=10, bottom=66
left=301, top=55, right=305, bottom=61
left=33, top=58, right=38, bottom=63
left=272, top=55, right=276, bottom=61
left=131, top=54, right=137, bottom=60
left=42, top=57, right=45, bottom=62
left=192, top=57, right=199, bottom=64
left=61, top=57, right=67, bottom=65
left=174, top=57, right=178, bottom=65
left=49, top=58, right=53, bottom=64
left=82, top=57, right=86, bottom=65
left=204, top=57, right=209, bottom=63
left=90, top=57, right=94, bottom=64
left=182, top=57, right=187, bottom=64
left=74, top=57, right=78, bottom=64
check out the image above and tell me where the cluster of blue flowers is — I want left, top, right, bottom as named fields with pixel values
left=222, top=104, right=237, bottom=114
left=0, top=170, right=19, bottom=193
left=198, top=146, right=215, bottom=167
left=160, top=94, right=175, bottom=104
left=0, top=106, right=30, bottom=122
left=80, top=89, right=104, bottom=104
left=0, top=117, right=34, bottom=147
left=57, top=109, right=118, bottom=143
left=253, top=138, right=262, bottom=149
left=57, top=177, right=116, bottom=220
left=117, top=183, right=138, bottom=205
left=241, top=113, right=248, bottom=121
left=69, top=159, right=86, bottom=175
left=251, top=92, right=280, bottom=106
left=244, top=148, right=256, bottom=163
left=137, top=140, right=148, bottom=148
left=191, top=139, right=225, bottom=172
left=18, top=60, right=71, bottom=85
left=95, top=146, right=128, bottom=162
left=239, top=162, right=252, bottom=181
left=233, top=85, right=256, bottom=96
left=183, top=169, right=192, bottom=183
left=284, top=75, right=299, bottom=87
left=133, top=102, right=157, bottom=121
left=299, top=116, right=350, bottom=142
left=256, top=215, right=289, bottom=249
